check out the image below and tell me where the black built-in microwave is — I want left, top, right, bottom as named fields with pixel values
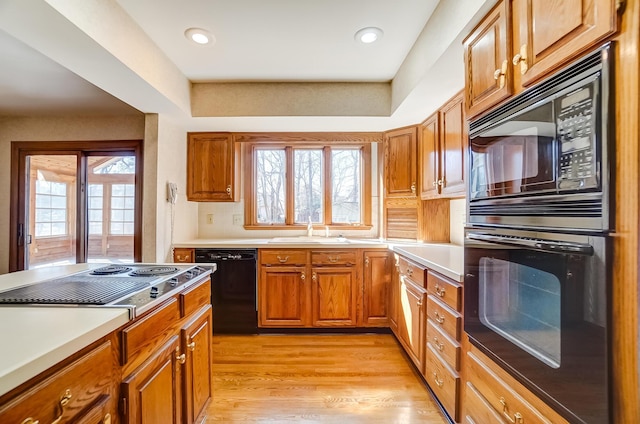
left=467, top=43, right=613, bottom=233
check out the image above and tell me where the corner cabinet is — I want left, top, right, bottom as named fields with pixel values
left=187, top=132, right=238, bottom=201
left=464, top=0, right=618, bottom=118
left=419, top=91, right=467, bottom=199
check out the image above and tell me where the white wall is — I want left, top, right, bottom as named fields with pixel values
left=449, top=198, right=467, bottom=246
left=0, top=115, right=145, bottom=274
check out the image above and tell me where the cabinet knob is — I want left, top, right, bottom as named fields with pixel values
left=365, top=257, right=370, bottom=266
left=300, top=272, right=306, bottom=281
left=437, top=179, right=444, bottom=186
left=312, top=272, right=317, bottom=282
left=410, top=182, right=416, bottom=194
left=175, top=347, right=186, bottom=364
left=493, top=60, right=508, bottom=88
left=103, top=413, right=112, bottom=424
left=432, top=181, right=437, bottom=187
left=433, top=372, right=444, bottom=387
left=187, top=341, right=196, bottom=351
left=226, top=184, right=232, bottom=196
left=499, top=397, right=524, bottom=423
left=51, top=389, right=72, bottom=424
left=512, top=44, right=528, bottom=75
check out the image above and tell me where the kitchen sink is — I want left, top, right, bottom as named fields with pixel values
left=268, top=236, right=350, bottom=244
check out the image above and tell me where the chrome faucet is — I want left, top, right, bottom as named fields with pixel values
left=307, top=217, right=313, bottom=237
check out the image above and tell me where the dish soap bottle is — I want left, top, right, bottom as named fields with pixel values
left=307, top=216, right=313, bottom=237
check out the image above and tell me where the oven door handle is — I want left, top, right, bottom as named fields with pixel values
left=466, top=233, right=594, bottom=255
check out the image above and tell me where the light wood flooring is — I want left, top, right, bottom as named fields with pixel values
left=208, top=334, right=448, bottom=423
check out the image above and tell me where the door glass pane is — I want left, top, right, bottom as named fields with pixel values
left=478, top=257, right=561, bottom=368
left=87, top=156, right=135, bottom=263
left=255, top=149, right=286, bottom=224
left=28, top=155, right=77, bottom=269
left=331, top=149, right=361, bottom=223
left=294, top=149, right=323, bottom=223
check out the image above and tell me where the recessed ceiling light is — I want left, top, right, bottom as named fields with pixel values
left=184, top=28, right=214, bottom=45
left=355, top=27, right=383, bottom=44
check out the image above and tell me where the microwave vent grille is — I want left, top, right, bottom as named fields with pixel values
left=470, top=44, right=608, bottom=133
left=469, top=198, right=602, bottom=217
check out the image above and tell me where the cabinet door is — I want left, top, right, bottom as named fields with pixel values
left=388, top=256, right=400, bottom=334
left=463, top=0, right=512, bottom=118
left=173, top=248, right=194, bottom=263
left=439, top=92, right=467, bottom=197
left=187, top=132, right=236, bottom=201
left=517, top=0, right=617, bottom=86
left=311, top=266, right=358, bottom=326
left=419, top=113, right=440, bottom=200
left=398, top=279, right=427, bottom=373
left=121, top=336, right=181, bottom=424
left=259, top=266, right=309, bottom=327
left=362, top=251, right=390, bottom=326
left=181, top=306, right=213, bottom=424
left=384, top=126, right=418, bottom=198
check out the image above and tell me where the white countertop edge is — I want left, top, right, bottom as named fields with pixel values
left=172, top=238, right=389, bottom=249
left=0, top=307, right=130, bottom=397
left=391, top=245, right=464, bottom=282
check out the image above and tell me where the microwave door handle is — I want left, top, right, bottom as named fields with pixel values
left=466, top=233, right=594, bottom=255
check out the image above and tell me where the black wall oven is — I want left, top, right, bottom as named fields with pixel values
left=464, top=44, right=613, bottom=424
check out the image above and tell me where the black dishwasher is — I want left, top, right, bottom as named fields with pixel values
left=194, top=248, right=257, bottom=334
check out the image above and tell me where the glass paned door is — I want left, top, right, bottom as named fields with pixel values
left=86, top=156, right=135, bottom=263
left=27, top=155, right=78, bottom=268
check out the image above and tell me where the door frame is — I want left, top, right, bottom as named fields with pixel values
left=9, top=140, right=143, bottom=272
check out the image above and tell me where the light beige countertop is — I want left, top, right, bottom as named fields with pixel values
left=172, top=238, right=464, bottom=281
left=0, top=264, right=131, bottom=397
left=390, top=243, right=464, bottom=282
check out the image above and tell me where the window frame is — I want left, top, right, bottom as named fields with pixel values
left=244, top=142, right=372, bottom=230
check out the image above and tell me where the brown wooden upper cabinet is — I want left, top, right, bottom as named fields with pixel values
left=384, top=126, right=418, bottom=198
left=419, top=91, right=467, bottom=199
left=187, top=132, right=238, bottom=201
left=464, top=0, right=618, bottom=118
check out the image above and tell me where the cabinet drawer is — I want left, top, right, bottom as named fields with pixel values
left=427, top=271, right=462, bottom=312
left=174, top=248, right=194, bottom=263
left=311, top=251, right=356, bottom=266
left=463, top=381, right=504, bottom=424
left=426, top=318, right=461, bottom=371
left=180, top=277, right=211, bottom=317
left=427, top=295, right=461, bottom=340
left=397, top=256, right=425, bottom=287
left=260, top=250, right=307, bottom=266
left=0, top=341, right=114, bottom=424
left=466, top=351, right=556, bottom=424
left=122, top=298, right=180, bottom=364
left=426, top=344, right=460, bottom=421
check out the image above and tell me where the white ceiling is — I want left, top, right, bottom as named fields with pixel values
left=0, top=0, right=491, bottom=130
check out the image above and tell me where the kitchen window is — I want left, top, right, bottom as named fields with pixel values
left=245, top=143, right=371, bottom=229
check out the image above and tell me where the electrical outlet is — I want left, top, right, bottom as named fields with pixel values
left=233, top=214, right=242, bottom=225
left=206, top=213, right=214, bottom=224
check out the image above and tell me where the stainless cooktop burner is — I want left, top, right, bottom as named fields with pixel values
left=90, top=265, right=133, bottom=275
left=129, top=266, right=179, bottom=277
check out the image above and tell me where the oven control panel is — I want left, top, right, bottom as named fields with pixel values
left=556, top=85, right=598, bottom=189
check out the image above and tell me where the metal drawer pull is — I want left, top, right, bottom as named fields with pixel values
left=433, top=372, right=444, bottom=387
left=365, top=257, right=370, bottom=266
left=300, top=272, right=306, bottom=281
left=176, top=347, right=186, bottom=364
left=21, top=419, right=39, bottom=424
left=177, top=255, right=188, bottom=262
left=406, top=268, right=413, bottom=276
left=499, top=397, right=524, bottom=423
left=312, top=272, right=317, bottom=282
left=328, top=255, right=340, bottom=263
left=103, top=413, right=112, bottom=424
left=433, top=337, right=444, bottom=351
left=435, top=284, right=446, bottom=297
left=277, top=255, right=289, bottom=263
left=434, top=311, right=445, bottom=324
left=187, top=341, right=196, bottom=351
left=51, top=389, right=72, bottom=424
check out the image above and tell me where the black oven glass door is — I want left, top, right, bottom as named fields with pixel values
left=464, top=229, right=608, bottom=424
left=469, top=100, right=556, bottom=201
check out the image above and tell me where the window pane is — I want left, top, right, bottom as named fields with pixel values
left=88, top=184, right=103, bottom=196
left=111, top=209, right=124, bottom=221
left=88, top=210, right=102, bottom=221
left=294, top=149, right=323, bottom=223
left=51, top=196, right=66, bottom=208
left=51, top=182, right=66, bottom=196
left=111, top=197, right=125, bottom=209
left=123, top=223, right=134, bottom=234
left=89, top=222, right=102, bottom=235
left=36, top=209, right=51, bottom=222
left=35, top=195, right=50, bottom=208
left=256, top=149, right=286, bottom=224
left=51, top=222, right=66, bottom=236
left=332, top=149, right=361, bottom=223
left=51, top=209, right=66, bottom=221
left=35, top=223, right=50, bottom=237
left=110, top=222, right=124, bottom=234
left=112, top=184, right=125, bottom=196
left=89, top=196, right=103, bottom=208
left=36, top=180, right=50, bottom=194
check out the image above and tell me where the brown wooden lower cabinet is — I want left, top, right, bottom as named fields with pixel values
left=397, top=278, right=427, bottom=372
left=258, top=248, right=389, bottom=328
left=0, top=340, right=116, bottom=424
